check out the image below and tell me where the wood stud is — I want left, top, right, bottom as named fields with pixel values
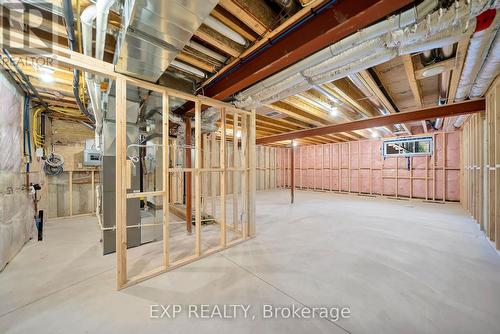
left=111, top=77, right=254, bottom=290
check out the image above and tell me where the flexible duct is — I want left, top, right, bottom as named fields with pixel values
left=398, top=22, right=475, bottom=55
left=470, top=30, right=500, bottom=97
left=455, top=9, right=500, bottom=101
left=303, top=38, right=387, bottom=78
left=236, top=0, right=440, bottom=104
left=200, top=107, right=221, bottom=133
left=236, top=0, right=438, bottom=101
left=311, top=49, right=397, bottom=86
left=236, top=0, right=495, bottom=109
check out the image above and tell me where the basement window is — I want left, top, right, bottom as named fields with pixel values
left=382, top=137, right=433, bottom=157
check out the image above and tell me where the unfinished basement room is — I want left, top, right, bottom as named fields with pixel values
left=1, top=0, right=500, bottom=333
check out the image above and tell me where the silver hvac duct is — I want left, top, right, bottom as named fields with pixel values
left=470, top=30, right=500, bottom=97
left=81, top=4, right=102, bottom=147
left=114, top=0, right=218, bottom=82
left=451, top=8, right=500, bottom=129
left=235, top=0, right=496, bottom=110
left=455, top=10, right=500, bottom=101
left=434, top=69, right=451, bottom=129
left=80, top=0, right=116, bottom=150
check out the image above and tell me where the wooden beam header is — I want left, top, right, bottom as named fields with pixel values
left=256, top=99, right=485, bottom=144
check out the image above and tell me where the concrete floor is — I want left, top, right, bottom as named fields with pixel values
left=1, top=190, right=500, bottom=333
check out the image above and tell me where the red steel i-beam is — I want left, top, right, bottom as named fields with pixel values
left=256, top=99, right=486, bottom=144
left=203, top=0, right=414, bottom=101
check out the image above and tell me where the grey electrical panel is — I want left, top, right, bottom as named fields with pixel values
left=83, top=149, right=101, bottom=166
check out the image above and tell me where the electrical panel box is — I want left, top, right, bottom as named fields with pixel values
left=83, top=149, right=102, bottom=166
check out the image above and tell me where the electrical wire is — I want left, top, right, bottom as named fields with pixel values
left=23, top=94, right=32, bottom=172
left=43, top=146, right=64, bottom=176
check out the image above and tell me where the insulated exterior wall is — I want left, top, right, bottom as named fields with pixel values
left=462, top=76, right=500, bottom=250
left=256, top=145, right=277, bottom=191
left=0, top=73, right=33, bottom=271
left=275, top=132, right=460, bottom=201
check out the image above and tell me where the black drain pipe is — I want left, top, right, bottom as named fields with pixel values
left=62, top=0, right=95, bottom=124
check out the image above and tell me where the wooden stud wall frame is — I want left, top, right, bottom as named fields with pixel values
left=115, top=79, right=255, bottom=290
left=461, top=76, right=499, bottom=250
left=7, top=39, right=257, bottom=289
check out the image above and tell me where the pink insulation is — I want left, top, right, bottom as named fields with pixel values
left=274, top=132, right=461, bottom=201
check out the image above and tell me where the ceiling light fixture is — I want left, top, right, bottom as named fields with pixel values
left=40, top=72, right=55, bottom=83
left=33, top=63, right=55, bottom=83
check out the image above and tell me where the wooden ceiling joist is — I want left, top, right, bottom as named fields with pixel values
left=444, top=36, right=471, bottom=131
left=211, top=7, right=258, bottom=42
left=218, top=0, right=269, bottom=36
left=357, top=70, right=411, bottom=134
left=402, top=54, right=427, bottom=133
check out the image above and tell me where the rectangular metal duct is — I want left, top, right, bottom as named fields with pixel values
left=115, top=0, right=218, bottom=82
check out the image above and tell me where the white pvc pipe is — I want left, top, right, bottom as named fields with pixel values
left=204, top=16, right=246, bottom=46
left=171, top=60, right=206, bottom=78
left=81, top=6, right=100, bottom=113
left=81, top=4, right=96, bottom=57
left=95, top=0, right=115, bottom=61
left=81, top=3, right=104, bottom=148
left=188, top=41, right=227, bottom=63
